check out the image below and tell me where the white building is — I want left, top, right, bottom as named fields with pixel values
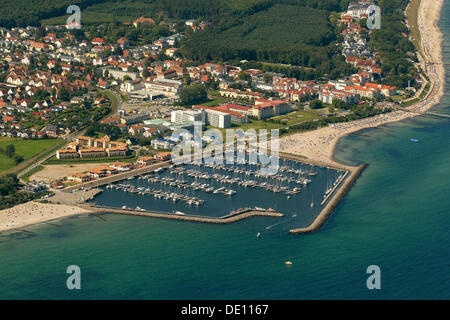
left=204, top=109, right=231, bottom=129
left=143, top=78, right=182, bottom=97
left=171, top=110, right=205, bottom=124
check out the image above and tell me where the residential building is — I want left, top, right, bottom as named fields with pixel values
left=154, top=152, right=172, bottom=161
left=171, top=109, right=205, bottom=124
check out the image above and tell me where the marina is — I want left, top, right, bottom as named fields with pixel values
left=87, top=155, right=351, bottom=231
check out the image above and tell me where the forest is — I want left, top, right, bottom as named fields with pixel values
left=0, top=174, right=42, bottom=210
left=0, top=0, right=349, bottom=27
left=181, top=5, right=334, bottom=63
left=368, top=0, right=418, bottom=87
left=0, top=0, right=416, bottom=86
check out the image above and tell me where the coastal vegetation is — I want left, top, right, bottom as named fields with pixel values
left=405, top=0, right=422, bottom=51
left=278, top=103, right=393, bottom=134
left=2, top=0, right=349, bottom=27
left=0, top=174, right=46, bottom=210
left=237, top=60, right=357, bottom=81
left=181, top=3, right=355, bottom=80
left=270, top=110, right=321, bottom=126
left=0, top=0, right=417, bottom=88
left=368, top=0, right=419, bottom=88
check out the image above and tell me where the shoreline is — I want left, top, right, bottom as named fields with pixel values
left=280, top=0, right=445, bottom=167
left=284, top=0, right=446, bottom=233
left=0, top=201, right=93, bottom=234
left=0, top=0, right=445, bottom=235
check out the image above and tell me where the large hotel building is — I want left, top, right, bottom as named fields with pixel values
left=56, top=135, right=128, bottom=160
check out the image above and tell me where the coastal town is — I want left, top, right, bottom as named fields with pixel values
left=0, top=0, right=445, bottom=235
left=0, top=0, right=450, bottom=304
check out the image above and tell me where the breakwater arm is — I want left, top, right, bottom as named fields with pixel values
left=81, top=205, right=284, bottom=225
left=289, top=163, right=368, bottom=235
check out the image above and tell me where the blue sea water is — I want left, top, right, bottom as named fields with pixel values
left=0, top=4, right=449, bottom=299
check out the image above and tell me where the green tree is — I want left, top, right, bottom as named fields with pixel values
left=309, top=100, right=323, bottom=109
left=328, top=105, right=336, bottom=114
left=58, top=88, right=70, bottom=101
left=5, top=144, right=15, bottom=158
left=180, top=85, right=208, bottom=105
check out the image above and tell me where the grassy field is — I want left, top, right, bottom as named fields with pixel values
left=206, top=119, right=284, bottom=137
left=406, top=0, right=422, bottom=51
left=392, top=95, right=408, bottom=102
left=199, top=98, right=230, bottom=107
left=0, top=138, right=60, bottom=174
left=271, top=110, right=321, bottom=126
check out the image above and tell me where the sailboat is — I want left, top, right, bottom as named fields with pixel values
left=285, top=256, right=293, bottom=265
left=310, top=195, right=314, bottom=208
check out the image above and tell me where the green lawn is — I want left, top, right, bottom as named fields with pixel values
left=233, top=120, right=284, bottom=131
left=392, top=95, right=407, bottom=102
left=0, top=138, right=60, bottom=174
left=199, top=98, right=229, bottom=107
left=406, top=0, right=421, bottom=51
left=271, top=110, right=321, bottom=126
left=206, top=119, right=284, bottom=137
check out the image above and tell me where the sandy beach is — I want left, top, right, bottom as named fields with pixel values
left=280, top=0, right=445, bottom=166
left=0, top=201, right=93, bottom=233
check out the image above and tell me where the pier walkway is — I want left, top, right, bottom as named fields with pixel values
left=425, top=111, right=450, bottom=119
left=395, top=106, right=450, bottom=120
left=81, top=204, right=284, bottom=225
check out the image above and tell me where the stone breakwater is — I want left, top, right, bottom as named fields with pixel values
left=289, top=164, right=368, bottom=234
left=56, top=151, right=361, bottom=234
left=80, top=204, right=284, bottom=224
